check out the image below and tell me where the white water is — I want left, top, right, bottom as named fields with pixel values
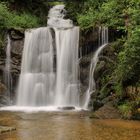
left=4, top=35, right=12, bottom=99
left=16, top=5, right=79, bottom=108
left=0, top=106, right=82, bottom=112
left=48, top=5, right=73, bottom=29
left=83, top=27, right=108, bottom=109
left=1, top=5, right=109, bottom=112
left=54, top=27, right=79, bottom=106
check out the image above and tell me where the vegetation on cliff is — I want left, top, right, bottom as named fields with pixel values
left=66, top=0, right=140, bottom=119
left=76, top=0, right=140, bottom=82
left=0, top=3, right=39, bottom=29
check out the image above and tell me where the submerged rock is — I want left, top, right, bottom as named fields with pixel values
left=0, top=126, right=16, bottom=134
left=58, top=106, right=75, bottom=110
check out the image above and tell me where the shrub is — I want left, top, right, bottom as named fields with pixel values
left=0, top=2, right=39, bottom=29
left=118, top=102, right=133, bottom=119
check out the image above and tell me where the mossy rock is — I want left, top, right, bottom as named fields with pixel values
left=0, top=126, right=16, bottom=134
left=89, top=113, right=100, bottom=119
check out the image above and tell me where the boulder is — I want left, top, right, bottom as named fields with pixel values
left=89, top=99, right=104, bottom=111
left=0, top=126, right=16, bottom=134
left=90, top=102, right=121, bottom=119
left=58, top=106, right=75, bottom=110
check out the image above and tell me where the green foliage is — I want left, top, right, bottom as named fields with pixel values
left=76, top=0, right=140, bottom=31
left=0, top=2, right=10, bottom=28
left=77, top=10, right=98, bottom=30
left=99, top=0, right=125, bottom=29
left=118, top=99, right=139, bottom=119
left=77, top=0, right=104, bottom=29
left=48, top=1, right=64, bottom=6
left=126, top=0, right=140, bottom=27
left=8, top=13, right=39, bottom=28
left=0, top=2, right=39, bottom=29
left=65, top=1, right=84, bottom=24
left=116, top=27, right=140, bottom=86
left=118, top=102, right=133, bottom=119
left=0, top=0, right=52, bottom=25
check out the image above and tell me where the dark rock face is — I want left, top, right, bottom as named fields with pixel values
left=79, top=56, right=91, bottom=86
left=0, top=82, right=7, bottom=96
left=79, top=40, right=121, bottom=118
left=11, top=40, right=24, bottom=55
left=10, top=30, right=24, bottom=96
left=91, top=100, right=104, bottom=111
left=8, top=28, right=24, bottom=40
left=80, top=28, right=99, bottom=57
left=0, top=82, right=11, bottom=106
left=0, top=29, right=24, bottom=102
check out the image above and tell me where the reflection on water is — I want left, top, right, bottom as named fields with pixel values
left=0, top=111, right=140, bottom=140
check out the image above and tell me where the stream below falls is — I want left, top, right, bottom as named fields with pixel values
left=0, top=111, right=140, bottom=140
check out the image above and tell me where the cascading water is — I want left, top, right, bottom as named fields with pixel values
left=83, top=27, right=108, bottom=109
left=16, top=28, right=54, bottom=106
left=54, top=28, right=79, bottom=106
left=4, top=35, right=12, bottom=100
left=16, top=5, right=80, bottom=108
left=1, top=5, right=109, bottom=111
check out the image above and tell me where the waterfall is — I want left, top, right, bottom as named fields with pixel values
left=16, top=5, right=80, bottom=108
left=16, top=28, right=54, bottom=106
left=4, top=35, right=12, bottom=100
left=1, top=5, right=109, bottom=111
left=54, top=27, right=79, bottom=106
left=83, top=27, right=108, bottom=109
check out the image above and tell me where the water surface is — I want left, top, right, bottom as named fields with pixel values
left=0, top=111, right=140, bottom=140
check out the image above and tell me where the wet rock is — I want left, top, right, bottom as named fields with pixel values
left=91, top=102, right=121, bottom=119
left=79, top=85, right=88, bottom=96
left=0, top=126, right=16, bottom=134
left=101, top=96, right=112, bottom=104
left=133, top=108, right=140, bottom=120
left=0, top=60, right=4, bottom=65
left=0, top=77, right=11, bottom=106
left=94, top=61, right=106, bottom=80
left=101, top=44, right=115, bottom=57
left=58, top=106, right=75, bottom=110
left=79, top=55, right=91, bottom=68
left=0, top=82, right=7, bottom=95
left=132, top=112, right=140, bottom=120
left=80, top=28, right=99, bottom=56
left=0, top=96, right=11, bottom=107
left=90, top=99, right=104, bottom=111
left=11, top=39, right=24, bottom=55
left=89, top=113, right=99, bottom=119
left=0, top=31, right=24, bottom=99
left=125, top=86, right=140, bottom=100
left=79, top=54, right=91, bottom=87
left=9, top=28, right=24, bottom=40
